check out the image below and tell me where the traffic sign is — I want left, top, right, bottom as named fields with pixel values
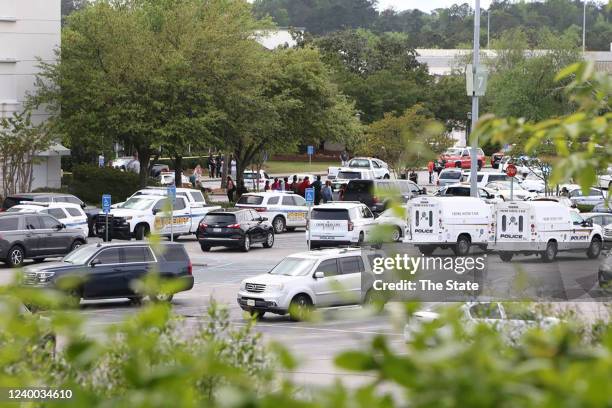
left=466, top=64, right=489, bottom=97
left=102, top=194, right=111, bottom=214
left=167, top=185, right=177, bottom=203
left=307, top=145, right=314, bottom=155
left=305, top=188, right=315, bottom=204
left=506, top=164, right=517, bottom=178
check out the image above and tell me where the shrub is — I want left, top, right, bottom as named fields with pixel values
left=69, top=165, right=144, bottom=204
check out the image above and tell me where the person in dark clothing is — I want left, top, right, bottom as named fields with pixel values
left=215, top=154, right=222, bottom=178
left=298, top=176, right=310, bottom=197
left=282, top=177, right=289, bottom=191
left=207, top=155, right=215, bottom=178
left=290, top=175, right=299, bottom=193
left=409, top=169, right=418, bottom=184
left=312, top=175, right=322, bottom=205
left=226, top=176, right=236, bottom=202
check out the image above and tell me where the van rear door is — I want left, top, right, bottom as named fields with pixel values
left=410, top=198, right=439, bottom=243
left=496, top=203, right=530, bottom=243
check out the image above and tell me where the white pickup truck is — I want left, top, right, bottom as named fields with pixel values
left=96, top=194, right=221, bottom=240
left=328, top=157, right=390, bottom=180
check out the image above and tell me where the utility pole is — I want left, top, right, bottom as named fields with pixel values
left=470, top=0, right=481, bottom=198
left=582, top=1, right=587, bottom=53
left=487, top=9, right=490, bottom=49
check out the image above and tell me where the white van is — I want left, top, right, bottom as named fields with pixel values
left=490, top=201, right=603, bottom=262
left=408, top=196, right=492, bottom=256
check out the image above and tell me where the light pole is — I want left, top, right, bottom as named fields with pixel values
left=582, top=1, right=587, bottom=52
left=469, top=0, right=481, bottom=198
left=487, top=9, right=490, bottom=49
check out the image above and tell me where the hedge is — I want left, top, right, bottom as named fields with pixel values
left=69, top=165, right=148, bottom=205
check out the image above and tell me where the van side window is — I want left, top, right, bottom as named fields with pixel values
left=429, top=211, right=433, bottom=227
left=518, top=216, right=523, bottom=232
left=501, top=215, right=507, bottom=232
left=267, top=196, right=279, bottom=205
left=415, top=211, right=419, bottom=226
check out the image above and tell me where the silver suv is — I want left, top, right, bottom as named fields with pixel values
left=237, top=248, right=375, bottom=320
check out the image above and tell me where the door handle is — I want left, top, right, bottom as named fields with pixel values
left=25, top=233, right=32, bottom=238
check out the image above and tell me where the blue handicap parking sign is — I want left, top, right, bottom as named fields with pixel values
left=305, top=188, right=315, bottom=204
left=167, top=185, right=177, bottom=203
left=307, top=145, right=314, bottom=155
left=102, top=194, right=111, bottom=214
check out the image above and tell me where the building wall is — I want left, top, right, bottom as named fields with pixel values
left=0, top=0, right=60, bottom=124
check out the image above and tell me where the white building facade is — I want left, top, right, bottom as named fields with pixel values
left=0, top=0, right=67, bottom=192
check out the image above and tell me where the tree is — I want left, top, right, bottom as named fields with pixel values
left=0, top=109, right=53, bottom=198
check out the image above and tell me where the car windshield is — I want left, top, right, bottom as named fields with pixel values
left=440, top=171, right=461, bottom=180
left=570, top=189, right=601, bottom=197
left=337, top=171, right=361, bottom=179
left=62, top=245, right=100, bottom=264
left=444, top=148, right=462, bottom=156
left=269, top=257, right=316, bottom=276
left=6, top=207, right=30, bottom=213
left=243, top=172, right=262, bottom=180
left=348, top=159, right=370, bottom=168
left=237, top=195, right=264, bottom=205
left=121, top=197, right=157, bottom=210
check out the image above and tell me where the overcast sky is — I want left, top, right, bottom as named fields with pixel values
left=376, top=0, right=493, bottom=12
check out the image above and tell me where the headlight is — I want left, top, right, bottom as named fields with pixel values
left=124, top=216, right=133, bottom=221
left=266, top=283, right=284, bottom=292
left=37, top=271, right=55, bottom=282
left=240, top=281, right=246, bottom=291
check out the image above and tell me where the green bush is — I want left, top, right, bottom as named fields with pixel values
left=69, top=165, right=144, bottom=204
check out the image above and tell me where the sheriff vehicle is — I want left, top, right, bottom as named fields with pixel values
left=96, top=194, right=221, bottom=240
left=328, top=157, right=390, bottom=180
left=490, top=201, right=603, bottom=262
left=114, top=187, right=210, bottom=208
left=236, top=191, right=308, bottom=233
left=408, top=196, right=493, bottom=256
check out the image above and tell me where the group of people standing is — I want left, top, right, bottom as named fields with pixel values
left=263, top=175, right=334, bottom=205
left=207, top=154, right=223, bottom=178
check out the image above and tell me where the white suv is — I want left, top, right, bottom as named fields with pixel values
left=306, top=202, right=377, bottom=249
left=236, top=191, right=307, bottom=233
left=237, top=248, right=375, bottom=319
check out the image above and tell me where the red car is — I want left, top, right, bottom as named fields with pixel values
left=440, top=147, right=486, bottom=170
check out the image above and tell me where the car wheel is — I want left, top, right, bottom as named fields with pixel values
left=499, top=252, right=514, bottom=262
left=149, top=293, right=174, bottom=303
left=358, top=231, right=364, bottom=246
left=541, top=241, right=557, bottom=262
left=135, top=224, right=148, bottom=240
left=453, top=235, right=471, bottom=256
left=7, top=246, right=25, bottom=268
left=71, top=240, right=84, bottom=252
left=249, top=310, right=265, bottom=319
left=391, top=227, right=402, bottom=242
left=383, top=174, right=390, bottom=179
left=587, top=237, right=602, bottom=259
left=200, top=244, right=211, bottom=252
left=241, top=234, right=251, bottom=252
left=263, top=231, right=274, bottom=248
left=289, top=294, right=313, bottom=321
left=417, top=245, right=435, bottom=256
left=272, top=216, right=285, bottom=234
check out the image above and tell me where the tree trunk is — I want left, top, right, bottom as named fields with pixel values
left=234, top=153, right=247, bottom=200
left=220, top=152, right=229, bottom=189
left=137, top=148, right=152, bottom=188
left=174, top=155, right=183, bottom=187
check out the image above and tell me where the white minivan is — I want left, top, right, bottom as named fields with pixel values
left=490, top=201, right=603, bottom=262
left=408, top=196, right=492, bottom=256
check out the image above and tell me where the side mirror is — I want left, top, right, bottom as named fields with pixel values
left=260, top=217, right=268, bottom=222
left=81, top=203, right=86, bottom=209
left=582, top=219, right=593, bottom=227
left=420, top=188, right=426, bottom=195
left=313, top=271, right=324, bottom=279
left=56, top=223, right=65, bottom=230
left=90, top=259, right=101, bottom=267
left=373, top=213, right=380, bottom=219
left=152, top=208, right=160, bottom=215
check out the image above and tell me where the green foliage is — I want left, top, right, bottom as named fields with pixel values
left=70, top=165, right=146, bottom=204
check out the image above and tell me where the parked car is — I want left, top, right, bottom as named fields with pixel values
left=434, top=183, right=502, bottom=204
left=237, top=248, right=375, bottom=320
left=437, top=168, right=463, bottom=187
left=307, top=202, right=377, bottom=249
left=236, top=192, right=307, bottom=234
left=461, top=171, right=517, bottom=188
left=531, top=196, right=575, bottom=208
left=490, top=201, right=603, bottom=262
left=591, top=201, right=612, bottom=213
left=342, top=179, right=424, bottom=212
left=335, top=168, right=376, bottom=181
left=374, top=206, right=408, bottom=242
left=596, top=166, right=612, bottom=190
left=520, top=171, right=546, bottom=193
left=582, top=213, right=612, bottom=248
left=196, top=208, right=274, bottom=252
left=1, top=192, right=99, bottom=237
left=21, top=242, right=193, bottom=303
left=110, top=156, right=135, bottom=170
left=568, top=187, right=605, bottom=208
left=403, top=302, right=560, bottom=344
left=123, top=187, right=211, bottom=208
left=7, top=202, right=89, bottom=236
left=150, top=163, right=170, bottom=178
left=0, top=213, right=87, bottom=267
left=159, top=171, right=190, bottom=186
left=485, top=181, right=537, bottom=201
left=328, top=157, right=390, bottom=180
left=243, top=170, right=271, bottom=191
left=440, top=147, right=485, bottom=170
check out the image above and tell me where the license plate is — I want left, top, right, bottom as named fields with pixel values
left=247, top=299, right=255, bottom=307
left=213, top=228, right=222, bottom=233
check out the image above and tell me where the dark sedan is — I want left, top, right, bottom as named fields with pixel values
left=21, top=242, right=193, bottom=303
left=196, top=209, right=274, bottom=252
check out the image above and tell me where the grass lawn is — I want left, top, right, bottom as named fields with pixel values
left=261, top=160, right=339, bottom=174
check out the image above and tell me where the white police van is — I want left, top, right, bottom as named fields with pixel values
left=306, top=202, right=377, bottom=249
left=7, top=202, right=89, bottom=236
left=490, top=201, right=603, bottom=262
left=408, top=196, right=492, bottom=256
left=97, top=194, right=221, bottom=240
left=236, top=191, right=308, bottom=233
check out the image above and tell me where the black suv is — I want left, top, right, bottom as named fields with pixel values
left=22, top=242, right=193, bottom=303
left=0, top=213, right=87, bottom=267
left=196, top=208, right=274, bottom=252
left=343, top=179, right=425, bottom=212
left=1, top=193, right=99, bottom=237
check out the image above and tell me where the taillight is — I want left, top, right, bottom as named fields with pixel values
left=187, top=260, right=192, bottom=275
left=372, top=196, right=379, bottom=204
left=199, top=222, right=208, bottom=230
left=348, top=221, right=354, bottom=231
left=228, top=223, right=241, bottom=229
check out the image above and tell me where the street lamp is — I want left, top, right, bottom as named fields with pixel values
left=469, top=0, right=481, bottom=198
left=582, top=1, right=587, bottom=52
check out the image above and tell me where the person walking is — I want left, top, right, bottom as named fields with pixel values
left=321, top=180, right=333, bottom=203
left=215, top=154, right=222, bottom=179
left=298, top=176, right=310, bottom=197
left=264, top=180, right=271, bottom=191
left=207, top=155, right=215, bottom=178
left=290, top=175, right=299, bottom=194
left=340, top=150, right=349, bottom=166
left=226, top=176, right=236, bottom=202
left=312, top=175, right=322, bottom=205
left=427, top=160, right=434, bottom=184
